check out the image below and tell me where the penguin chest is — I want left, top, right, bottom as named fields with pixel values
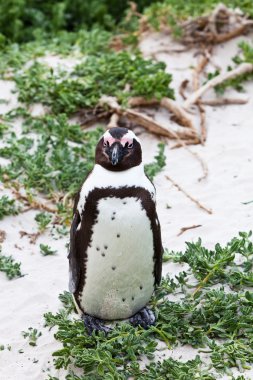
left=79, top=196, right=154, bottom=320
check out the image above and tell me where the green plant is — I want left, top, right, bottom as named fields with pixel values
left=35, top=212, right=52, bottom=232
left=22, top=327, right=42, bottom=346
left=44, top=233, right=253, bottom=379
left=0, top=251, right=22, bottom=279
left=40, top=244, right=57, bottom=256
left=0, top=195, right=20, bottom=219
left=144, top=143, right=166, bottom=181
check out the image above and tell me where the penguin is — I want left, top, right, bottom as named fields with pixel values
left=68, top=127, right=163, bottom=334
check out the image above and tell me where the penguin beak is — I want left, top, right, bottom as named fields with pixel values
left=109, top=143, right=123, bottom=166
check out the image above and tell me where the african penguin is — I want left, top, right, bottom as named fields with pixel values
left=68, top=127, right=163, bottom=334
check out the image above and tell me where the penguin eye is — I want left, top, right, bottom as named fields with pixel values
left=127, top=142, right=133, bottom=149
left=103, top=141, right=109, bottom=147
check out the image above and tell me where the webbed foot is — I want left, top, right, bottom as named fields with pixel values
left=82, top=313, right=111, bottom=335
left=129, top=307, right=155, bottom=329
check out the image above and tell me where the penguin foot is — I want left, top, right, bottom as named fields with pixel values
left=129, top=307, right=155, bottom=329
left=82, top=313, right=111, bottom=335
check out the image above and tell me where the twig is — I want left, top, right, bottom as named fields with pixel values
left=192, top=48, right=212, bottom=144
left=200, top=97, right=249, bottom=106
left=19, top=230, right=41, bottom=244
left=12, top=189, right=57, bottom=213
left=179, top=79, right=189, bottom=100
left=177, top=224, right=202, bottom=236
left=192, top=270, right=214, bottom=297
left=214, top=22, right=253, bottom=43
left=0, top=230, right=6, bottom=243
left=165, top=175, right=212, bottom=214
left=184, top=63, right=253, bottom=109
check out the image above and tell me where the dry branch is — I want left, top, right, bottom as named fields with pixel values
left=160, top=97, right=196, bottom=131
left=100, top=96, right=198, bottom=141
left=200, top=97, right=249, bottom=106
left=165, top=175, right=212, bottom=214
left=192, top=49, right=212, bottom=145
left=0, top=230, right=6, bottom=243
left=179, top=4, right=253, bottom=45
left=12, top=189, right=57, bottom=213
left=179, top=79, right=189, bottom=100
left=128, top=96, right=197, bottom=132
left=124, top=108, right=196, bottom=140
left=177, top=224, right=202, bottom=236
left=184, top=63, right=253, bottom=109
left=19, top=230, right=41, bottom=244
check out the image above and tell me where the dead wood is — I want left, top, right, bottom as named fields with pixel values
left=100, top=96, right=198, bottom=141
left=107, top=113, right=120, bottom=129
left=177, top=224, right=202, bottom=236
left=160, top=97, right=196, bottom=131
left=179, top=4, right=253, bottom=45
left=0, top=230, right=6, bottom=243
left=179, top=79, right=189, bottom=100
left=77, top=107, right=112, bottom=127
left=12, top=189, right=57, bottom=213
left=200, top=97, right=249, bottom=106
left=124, top=108, right=197, bottom=140
left=128, top=96, right=197, bottom=132
left=184, top=62, right=253, bottom=109
left=128, top=97, right=159, bottom=107
left=165, top=175, right=212, bottom=214
left=19, top=230, right=41, bottom=244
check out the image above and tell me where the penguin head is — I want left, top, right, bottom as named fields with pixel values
left=95, top=127, right=142, bottom=171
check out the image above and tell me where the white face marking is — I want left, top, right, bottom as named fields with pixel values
left=79, top=197, right=154, bottom=320
left=103, top=129, right=140, bottom=147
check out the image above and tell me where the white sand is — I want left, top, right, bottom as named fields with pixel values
left=0, top=33, right=253, bottom=379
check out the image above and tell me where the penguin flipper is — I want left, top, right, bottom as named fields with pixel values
left=68, top=210, right=81, bottom=294
left=153, top=211, right=163, bottom=286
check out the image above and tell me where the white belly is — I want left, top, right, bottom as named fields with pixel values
left=79, top=196, right=154, bottom=320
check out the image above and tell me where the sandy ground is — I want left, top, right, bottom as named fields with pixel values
left=0, top=33, right=253, bottom=379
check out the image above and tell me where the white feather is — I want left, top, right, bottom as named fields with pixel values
left=79, top=196, right=154, bottom=320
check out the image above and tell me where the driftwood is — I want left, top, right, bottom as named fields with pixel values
left=179, top=4, right=253, bottom=45
left=184, top=62, right=253, bottom=109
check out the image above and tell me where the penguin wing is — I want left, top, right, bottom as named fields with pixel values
left=153, top=211, right=163, bottom=285
left=68, top=210, right=81, bottom=293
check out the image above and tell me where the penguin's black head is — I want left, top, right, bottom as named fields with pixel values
left=95, top=127, right=142, bottom=171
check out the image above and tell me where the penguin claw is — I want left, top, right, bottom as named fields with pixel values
left=129, top=307, right=156, bottom=329
left=82, top=313, right=111, bottom=335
